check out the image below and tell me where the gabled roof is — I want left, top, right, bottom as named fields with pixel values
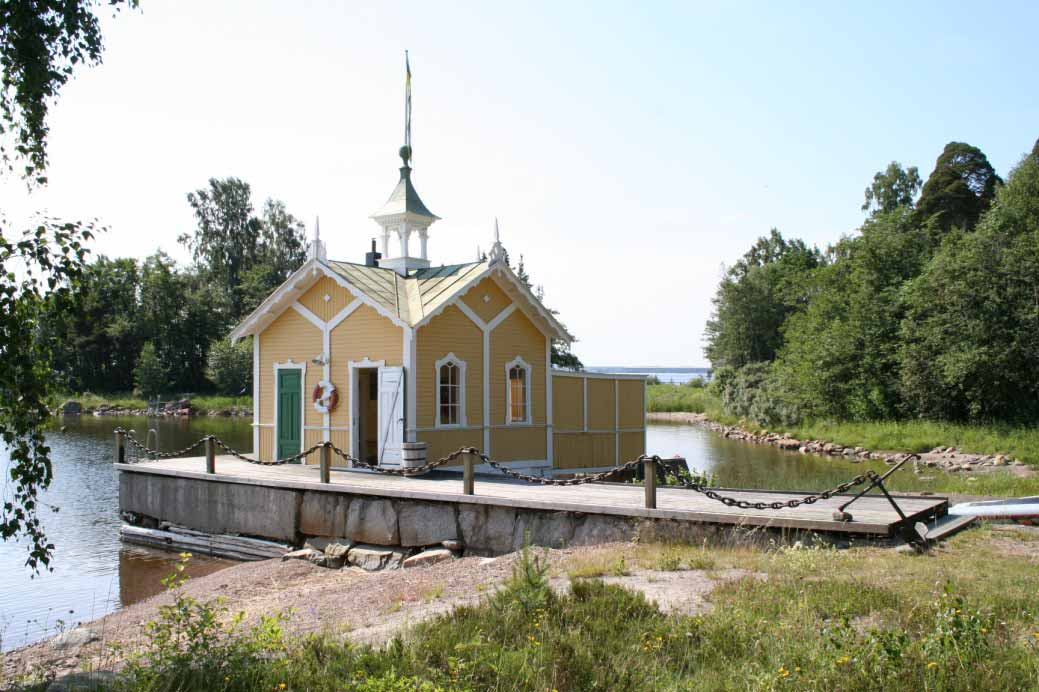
left=229, top=257, right=573, bottom=343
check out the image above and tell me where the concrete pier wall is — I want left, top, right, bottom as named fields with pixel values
left=119, top=471, right=726, bottom=555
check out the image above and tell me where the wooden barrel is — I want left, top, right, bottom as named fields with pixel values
left=401, top=441, right=428, bottom=469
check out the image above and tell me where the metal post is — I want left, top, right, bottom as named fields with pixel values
left=463, top=452, right=475, bottom=496
left=114, top=429, right=125, bottom=464
left=320, top=443, right=331, bottom=484
left=644, top=457, right=657, bottom=509
left=205, top=436, right=216, bottom=474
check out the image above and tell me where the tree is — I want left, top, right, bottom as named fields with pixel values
left=0, top=0, right=136, bottom=183
left=238, top=199, right=306, bottom=313
left=134, top=341, right=169, bottom=398
left=862, top=162, right=922, bottom=214
left=774, top=209, right=932, bottom=420
left=915, top=142, right=1000, bottom=237
left=704, top=229, right=821, bottom=369
left=206, top=338, right=252, bottom=395
left=899, top=149, right=1039, bottom=420
left=0, top=217, right=95, bottom=569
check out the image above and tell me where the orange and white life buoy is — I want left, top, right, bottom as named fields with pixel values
left=313, top=380, right=339, bottom=414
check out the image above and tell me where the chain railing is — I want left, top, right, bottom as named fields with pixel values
left=111, top=429, right=914, bottom=523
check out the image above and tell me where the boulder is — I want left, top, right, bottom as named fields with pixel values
left=347, top=544, right=407, bottom=571
left=403, top=548, right=455, bottom=568
left=458, top=505, right=517, bottom=554
left=282, top=548, right=323, bottom=562
left=397, top=502, right=458, bottom=547
left=300, top=493, right=348, bottom=537
left=776, top=438, right=800, bottom=450
left=51, top=628, right=98, bottom=650
left=60, top=400, right=82, bottom=415
left=324, top=542, right=352, bottom=560
left=441, top=539, right=464, bottom=552
left=571, top=514, right=634, bottom=546
left=345, top=498, right=399, bottom=545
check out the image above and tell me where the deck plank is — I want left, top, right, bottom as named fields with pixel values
left=116, top=456, right=947, bottom=536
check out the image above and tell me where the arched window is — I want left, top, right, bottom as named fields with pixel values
left=505, top=356, right=532, bottom=424
left=435, top=353, right=467, bottom=427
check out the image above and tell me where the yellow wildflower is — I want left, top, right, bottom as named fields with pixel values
left=927, top=662, right=937, bottom=669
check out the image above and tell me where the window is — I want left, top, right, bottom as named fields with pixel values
left=505, top=356, right=532, bottom=424
left=435, top=353, right=466, bottom=427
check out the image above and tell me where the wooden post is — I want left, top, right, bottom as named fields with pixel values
left=463, top=452, right=475, bottom=495
left=644, top=458, right=657, bottom=509
left=320, top=443, right=331, bottom=484
left=114, top=429, right=125, bottom=465
left=205, top=436, right=216, bottom=474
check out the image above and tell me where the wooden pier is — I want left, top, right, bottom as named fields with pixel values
left=117, top=456, right=948, bottom=545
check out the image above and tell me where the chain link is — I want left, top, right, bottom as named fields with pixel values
left=656, top=457, right=875, bottom=510
left=115, top=431, right=896, bottom=512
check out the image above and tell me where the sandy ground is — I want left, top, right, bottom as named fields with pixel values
left=2, top=543, right=750, bottom=688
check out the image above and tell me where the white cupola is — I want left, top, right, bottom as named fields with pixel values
left=371, top=52, right=439, bottom=276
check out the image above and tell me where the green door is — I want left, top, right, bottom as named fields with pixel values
left=277, top=369, right=302, bottom=460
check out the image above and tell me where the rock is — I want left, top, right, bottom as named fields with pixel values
left=51, top=628, right=98, bottom=650
left=282, top=548, right=323, bottom=562
left=993, top=455, right=1008, bottom=466
left=46, top=670, right=118, bottom=691
left=347, top=544, right=407, bottom=571
left=458, top=505, right=518, bottom=554
left=324, top=542, right=352, bottom=560
left=478, top=557, right=498, bottom=567
left=777, top=438, right=801, bottom=450
left=304, top=536, right=338, bottom=552
left=345, top=498, right=399, bottom=545
left=60, top=400, right=83, bottom=415
left=403, top=548, right=455, bottom=568
left=441, top=539, right=464, bottom=552
left=571, top=514, right=634, bottom=546
left=397, top=502, right=458, bottom=547
left=301, top=493, right=348, bottom=537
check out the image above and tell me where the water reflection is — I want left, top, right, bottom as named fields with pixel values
left=1, top=416, right=887, bottom=652
left=0, top=416, right=249, bottom=652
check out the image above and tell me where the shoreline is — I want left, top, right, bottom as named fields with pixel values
left=648, top=411, right=1033, bottom=477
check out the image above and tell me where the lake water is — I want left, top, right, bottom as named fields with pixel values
left=0, top=416, right=887, bottom=652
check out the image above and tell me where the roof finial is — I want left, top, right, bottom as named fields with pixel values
left=399, top=50, right=413, bottom=167
left=488, top=218, right=506, bottom=265
left=309, top=216, right=326, bottom=262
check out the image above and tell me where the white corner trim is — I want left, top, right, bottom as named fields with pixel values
left=545, top=335, right=553, bottom=466
left=252, top=335, right=260, bottom=457
left=505, top=355, right=533, bottom=425
left=403, top=328, right=417, bottom=443
left=434, top=352, right=468, bottom=428
left=483, top=330, right=491, bottom=453
left=328, top=298, right=363, bottom=330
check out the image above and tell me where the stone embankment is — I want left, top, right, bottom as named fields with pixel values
left=649, top=411, right=1031, bottom=476
left=58, top=399, right=249, bottom=418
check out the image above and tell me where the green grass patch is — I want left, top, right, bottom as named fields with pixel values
left=99, top=536, right=1039, bottom=692
left=647, top=384, right=724, bottom=415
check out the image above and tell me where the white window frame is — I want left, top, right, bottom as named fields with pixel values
left=505, top=355, right=533, bottom=425
left=435, top=352, right=467, bottom=428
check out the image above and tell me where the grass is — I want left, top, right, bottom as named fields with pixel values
left=55, top=392, right=252, bottom=414
left=89, top=533, right=1039, bottom=691
left=647, top=384, right=1039, bottom=466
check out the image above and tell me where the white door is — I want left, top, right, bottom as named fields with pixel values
left=378, top=366, right=405, bottom=465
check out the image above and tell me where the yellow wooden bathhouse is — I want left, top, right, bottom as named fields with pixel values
left=230, top=109, right=645, bottom=476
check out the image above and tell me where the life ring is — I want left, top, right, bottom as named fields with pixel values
left=313, top=380, right=339, bottom=414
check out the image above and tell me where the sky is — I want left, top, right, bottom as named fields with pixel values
left=3, top=1, right=1037, bottom=367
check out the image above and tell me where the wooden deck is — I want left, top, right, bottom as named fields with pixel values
left=117, top=456, right=948, bottom=537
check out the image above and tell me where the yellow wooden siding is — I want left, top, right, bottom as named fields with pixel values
left=303, top=429, right=324, bottom=464
left=258, top=308, right=322, bottom=460
left=328, top=304, right=404, bottom=430
left=258, top=427, right=274, bottom=461
left=618, top=380, right=645, bottom=428
left=552, top=432, right=616, bottom=469
left=415, top=305, right=483, bottom=429
left=552, top=376, right=584, bottom=431
left=586, top=379, right=616, bottom=430
left=491, top=426, right=547, bottom=462
left=299, top=276, right=352, bottom=322
left=461, top=276, right=511, bottom=324
left=489, top=310, right=546, bottom=426
left=419, top=428, right=482, bottom=467
left=619, top=431, right=645, bottom=463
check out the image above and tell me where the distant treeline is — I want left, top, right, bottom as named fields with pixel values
left=39, top=177, right=308, bottom=398
left=705, top=139, right=1039, bottom=426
